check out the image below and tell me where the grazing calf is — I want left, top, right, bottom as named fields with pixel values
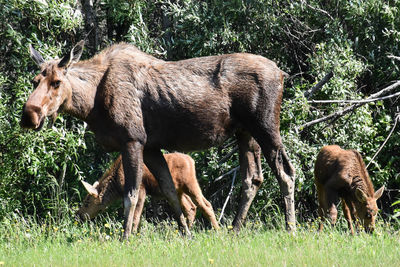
left=314, top=145, right=384, bottom=234
left=77, top=153, right=219, bottom=231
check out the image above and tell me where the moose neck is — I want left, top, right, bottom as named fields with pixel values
left=63, top=62, right=107, bottom=121
left=350, top=153, right=374, bottom=198
left=98, top=160, right=124, bottom=204
left=351, top=174, right=374, bottom=198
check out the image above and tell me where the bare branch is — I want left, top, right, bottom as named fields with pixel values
left=218, top=170, right=237, bottom=223
left=210, top=181, right=231, bottom=199
left=310, top=91, right=400, bottom=104
left=214, top=166, right=240, bottom=183
left=368, top=80, right=400, bottom=98
left=299, top=104, right=358, bottom=130
left=218, top=146, right=238, bottom=164
left=303, top=2, right=334, bottom=21
left=366, top=113, right=400, bottom=169
left=388, top=54, right=400, bottom=61
left=300, top=80, right=400, bottom=130
left=304, top=71, right=334, bottom=99
left=222, top=139, right=236, bottom=150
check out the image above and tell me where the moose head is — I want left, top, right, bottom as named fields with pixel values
left=20, top=41, right=85, bottom=130
left=354, top=186, right=384, bottom=233
left=76, top=180, right=105, bottom=220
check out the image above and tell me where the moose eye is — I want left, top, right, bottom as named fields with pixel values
left=366, top=213, right=372, bottom=219
left=51, top=80, right=61, bottom=88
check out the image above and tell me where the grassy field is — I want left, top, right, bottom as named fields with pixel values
left=1, top=215, right=399, bottom=267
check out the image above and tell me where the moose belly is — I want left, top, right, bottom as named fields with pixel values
left=144, top=107, right=236, bottom=152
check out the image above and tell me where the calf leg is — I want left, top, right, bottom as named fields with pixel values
left=325, top=188, right=339, bottom=226
left=183, top=168, right=219, bottom=230
left=342, top=198, right=354, bottom=235
left=143, top=148, right=191, bottom=236
left=316, top=185, right=339, bottom=231
left=348, top=201, right=361, bottom=232
left=132, top=187, right=147, bottom=233
left=315, top=181, right=326, bottom=231
left=184, top=190, right=219, bottom=230
left=232, top=131, right=264, bottom=231
left=180, top=194, right=197, bottom=228
left=121, top=141, right=144, bottom=240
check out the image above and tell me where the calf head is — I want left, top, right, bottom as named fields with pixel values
left=77, top=180, right=105, bottom=220
left=354, top=186, right=384, bottom=233
left=20, top=41, right=84, bottom=130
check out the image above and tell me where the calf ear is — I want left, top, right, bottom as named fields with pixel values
left=374, top=186, right=385, bottom=200
left=81, top=180, right=99, bottom=197
left=29, top=44, right=45, bottom=67
left=355, top=188, right=368, bottom=203
left=58, top=40, right=85, bottom=68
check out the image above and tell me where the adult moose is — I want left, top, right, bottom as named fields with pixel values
left=314, top=145, right=384, bottom=234
left=21, top=41, right=296, bottom=239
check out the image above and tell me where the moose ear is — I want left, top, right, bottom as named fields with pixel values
left=58, top=40, right=85, bottom=68
left=374, top=186, right=385, bottom=200
left=29, top=44, right=45, bottom=67
left=81, top=180, right=99, bottom=197
left=355, top=188, right=368, bottom=203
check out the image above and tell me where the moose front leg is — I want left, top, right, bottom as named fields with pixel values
left=121, top=141, right=144, bottom=240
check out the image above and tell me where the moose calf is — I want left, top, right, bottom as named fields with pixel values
left=77, top=153, right=219, bottom=232
left=314, top=145, right=384, bottom=234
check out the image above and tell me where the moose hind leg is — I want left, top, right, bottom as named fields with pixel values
left=180, top=194, right=197, bottom=229
left=255, top=133, right=296, bottom=232
left=232, top=131, right=264, bottom=231
left=143, top=148, right=191, bottom=236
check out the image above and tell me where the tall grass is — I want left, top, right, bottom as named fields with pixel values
left=1, top=213, right=399, bottom=266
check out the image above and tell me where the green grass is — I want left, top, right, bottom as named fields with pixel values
left=1, top=215, right=399, bottom=267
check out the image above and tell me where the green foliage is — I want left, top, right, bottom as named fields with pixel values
left=0, top=0, right=91, bottom=219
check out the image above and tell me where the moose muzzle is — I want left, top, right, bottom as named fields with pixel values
left=20, top=104, right=45, bottom=130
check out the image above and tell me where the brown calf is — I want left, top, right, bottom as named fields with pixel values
left=21, top=41, right=295, bottom=239
left=314, top=145, right=384, bottom=234
left=77, top=153, right=219, bottom=231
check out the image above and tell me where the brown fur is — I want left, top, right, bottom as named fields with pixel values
left=77, top=153, right=219, bottom=231
left=314, top=145, right=384, bottom=234
left=22, top=41, right=295, bottom=238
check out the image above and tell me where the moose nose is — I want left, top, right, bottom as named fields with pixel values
left=75, top=212, right=85, bottom=222
left=76, top=211, right=90, bottom=221
left=20, top=104, right=42, bottom=129
left=365, top=224, right=375, bottom=234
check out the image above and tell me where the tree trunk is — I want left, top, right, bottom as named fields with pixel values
left=81, top=0, right=98, bottom=55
